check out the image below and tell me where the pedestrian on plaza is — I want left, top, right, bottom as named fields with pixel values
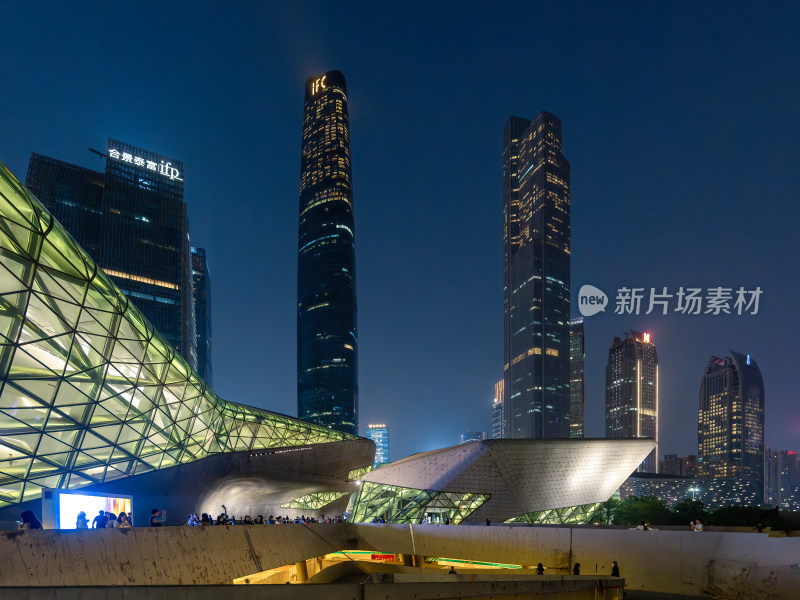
left=536, top=563, right=544, bottom=575
left=573, top=563, right=581, bottom=576
left=106, top=513, right=118, bottom=528
left=76, top=511, right=88, bottom=529
left=149, top=508, right=166, bottom=527
left=448, top=566, right=457, bottom=574
left=92, top=510, right=108, bottom=529
left=635, top=521, right=649, bottom=531
left=692, top=518, right=703, bottom=532
left=611, top=561, right=620, bottom=577
left=117, top=513, right=132, bottom=528
left=19, top=510, right=42, bottom=530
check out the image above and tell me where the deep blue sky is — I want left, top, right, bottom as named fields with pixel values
left=1, top=2, right=798, bottom=461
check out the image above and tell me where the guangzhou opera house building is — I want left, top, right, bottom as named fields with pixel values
left=0, top=160, right=653, bottom=527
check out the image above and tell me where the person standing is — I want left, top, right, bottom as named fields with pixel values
left=76, top=511, right=88, bottom=529
left=573, top=563, right=581, bottom=575
left=611, top=561, right=620, bottom=577
left=19, top=510, right=43, bottom=530
left=693, top=518, right=703, bottom=531
left=92, top=510, right=108, bottom=529
left=536, top=563, right=544, bottom=575
left=149, top=509, right=166, bottom=527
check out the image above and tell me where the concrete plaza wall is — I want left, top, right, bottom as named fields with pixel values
left=353, top=524, right=800, bottom=598
left=0, top=523, right=798, bottom=598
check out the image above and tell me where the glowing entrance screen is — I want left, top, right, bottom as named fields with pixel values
left=58, top=493, right=132, bottom=529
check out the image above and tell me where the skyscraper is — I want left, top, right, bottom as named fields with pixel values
left=502, top=112, right=571, bottom=439
left=192, top=247, right=212, bottom=385
left=764, top=449, right=800, bottom=508
left=568, top=318, right=585, bottom=438
left=698, top=352, right=764, bottom=493
left=605, top=331, right=659, bottom=472
left=297, top=70, right=358, bottom=434
left=26, top=140, right=197, bottom=369
left=491, top=379, right=505, bottom=439
left=366, top=424, right=389, bottom=467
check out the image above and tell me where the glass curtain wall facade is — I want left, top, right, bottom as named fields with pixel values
left=698, top=352, right=764, bottom=494
left=297, top=70, right=358, bottom=435
left=502, top=112, right=571, bottom=439
left=25, top=140, right=197, bottom=372
left=568, top=318, right=585, bottom=438
left=605, top=331, right=658, bottom=472
left=0, top=160, right=353, bottom=509
left=191, top=247, right=212, bottom=385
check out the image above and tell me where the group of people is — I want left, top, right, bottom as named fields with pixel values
left=78, top=510, right=133, bottom=529
left=186, top=513, right=346, bottom=526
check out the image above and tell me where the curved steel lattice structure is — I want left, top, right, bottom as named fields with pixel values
left=281, top=491, right=349, bottom=510
left=348, top=481, right=489, bottom=524
left=0, top=161, right=354, bottom=509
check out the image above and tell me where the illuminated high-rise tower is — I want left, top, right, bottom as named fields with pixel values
left=365, top=424, right=389, bottom=467
left=491, top=379, right=505, bottom=439
left=503, top=112, right=571, bottom=438
left=698, top=352, right=764, bottom=492
left=297, top=70, right=358, bottom=435
left=568, top=318, right=585, bottom=438
left=605, top=331, right=659, bottom=472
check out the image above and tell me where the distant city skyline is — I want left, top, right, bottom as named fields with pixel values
left=1, top=4, right=797, bottom=461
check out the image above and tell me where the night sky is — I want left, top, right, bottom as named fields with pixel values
left=2, top=2, right=798, bottom=461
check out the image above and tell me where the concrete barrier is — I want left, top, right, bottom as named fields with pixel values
left=0, top=523, right=797, bottom=598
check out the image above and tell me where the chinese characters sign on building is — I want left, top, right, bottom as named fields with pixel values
left=107, top=148, right=183, bottom=182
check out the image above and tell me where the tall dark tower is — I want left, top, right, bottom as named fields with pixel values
left=297, top=70, right=358, bottom=435
left=503, top=112, right=571, bottom=439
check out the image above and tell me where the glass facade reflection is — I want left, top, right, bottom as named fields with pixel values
left=297, top=70, right=358, bottom=435
left=0, top=160, right=353, bottom=509
left=503, top=112, right=571, bottom=439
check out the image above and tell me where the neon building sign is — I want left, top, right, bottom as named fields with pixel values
left=107, top=148, right=183, bottom=182
left=311, top=75, right=327, bottom=95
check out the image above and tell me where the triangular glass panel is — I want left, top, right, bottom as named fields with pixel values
left=13, top=379, right=59, bottom=405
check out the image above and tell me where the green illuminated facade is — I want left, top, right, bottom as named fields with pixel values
left=505, top=502, right=603, bottom=525
left=0, top=160, right=354, bottom=509
left=348, top=481, right=489, bottom=524
left=282, top=491, right=349, bottom=510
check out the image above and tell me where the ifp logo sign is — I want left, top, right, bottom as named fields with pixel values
left=578, top=285, right=608, bottom=317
